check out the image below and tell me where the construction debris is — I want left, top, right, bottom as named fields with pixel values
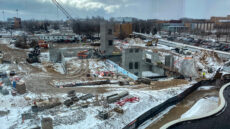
left=21, top=113, right=34, bottom=120
left=114, top=107, right=124, bottom=114
left=58, top=80, right=111, bottom=87
left=67, top=90, right=76, bottom=97
left=53, top=110, right=86, bottom=126
left=64, top=99, right=74, bottom=107
left=32, top=98, right=61, bottom=112
left=79, top=94, right=94, bottom=100
left=98, top=110, right=109, bottom=120
left=41, top=117, right=53, bottom=129
left=0, top=110, right=10, bottom=116
left=16, top=81, right=26, bottom=94
left=116, top=97, right=140, bottom=106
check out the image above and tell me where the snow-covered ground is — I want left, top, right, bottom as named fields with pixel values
left=0, top=79, right=192, bottom=129
left=181, top=97, right=219, bottom=119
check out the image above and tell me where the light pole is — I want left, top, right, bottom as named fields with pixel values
left=16, top=9, right=19, bottom=18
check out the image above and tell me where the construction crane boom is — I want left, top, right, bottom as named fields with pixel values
left=51, top=0, right=74, bottom=20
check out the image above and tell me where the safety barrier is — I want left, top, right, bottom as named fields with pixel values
left=123, top=79, right=216, bottom=129
left=106, top=60, right=138, bottom=80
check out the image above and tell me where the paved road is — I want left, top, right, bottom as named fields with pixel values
left=167, top=85, right=230, bottom=129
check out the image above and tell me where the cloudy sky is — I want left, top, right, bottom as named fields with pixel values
left=0, top=0, right=230, bottom=20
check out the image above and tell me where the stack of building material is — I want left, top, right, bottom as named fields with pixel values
left=107, top=91, right=129, bottom=103
left=42, top=117, right=53, bottom=129
left=16, top=81, right=26, bottom=94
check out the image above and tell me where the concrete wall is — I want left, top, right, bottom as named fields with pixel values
left=122, top=47, right=150, bottom=77
left=49, top=47, right=92, bottom=63
left=165, top=55, right=174, bottom=69
left=106, top=60, right=138, bottom=80
left=100, top=22, right=114, bottom=56
left=143, top=50, right=165, bottom=76
left=49, top=48, right=62, bottom=63
left=144, top=51, right=161, bottom=65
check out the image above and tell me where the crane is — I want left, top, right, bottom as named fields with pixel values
left=51, top=0, right=74, bottom=20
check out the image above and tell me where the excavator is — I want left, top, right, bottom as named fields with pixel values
left=145, top=38, right=159, bottom=46
left=26, top=46, right=40, bottom=63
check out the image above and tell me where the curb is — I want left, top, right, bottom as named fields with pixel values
left=160, top=82, right=230, bottom=129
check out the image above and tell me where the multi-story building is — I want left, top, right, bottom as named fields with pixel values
left=7, top=17, right=21, bottom=29
left=114, top=23, right=132, bottom=38
left=162, top=20, right=188, bottom=33
left=210, top=15, right=230, bottom=23
left=188, top=20, right=215, bottom=33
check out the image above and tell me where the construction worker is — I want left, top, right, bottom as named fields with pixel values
left=155, top=38, right=158, bottom=46
left=202, top=72, right=206, bottom=79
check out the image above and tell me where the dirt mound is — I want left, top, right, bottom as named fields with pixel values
left=150, top=79, right=188, bottom=90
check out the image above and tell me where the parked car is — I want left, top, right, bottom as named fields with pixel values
left=167, top=37, right=175, bottom=41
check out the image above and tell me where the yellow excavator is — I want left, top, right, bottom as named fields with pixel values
left=146, top=38, right=158, bottom=46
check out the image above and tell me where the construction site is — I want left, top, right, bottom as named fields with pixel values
left=1, top=0, right=230, bottom=129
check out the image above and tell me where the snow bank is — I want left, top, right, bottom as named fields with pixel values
left=181, top=97, right=219, bottom=119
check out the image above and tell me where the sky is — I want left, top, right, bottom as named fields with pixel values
left=0, top=0, right=230, bottom=21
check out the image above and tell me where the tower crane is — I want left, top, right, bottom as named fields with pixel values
left=51, top=0, right=74, bottom=21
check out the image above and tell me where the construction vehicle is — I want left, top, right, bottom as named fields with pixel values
left=77, top=50, right=90, bottom=59
left=38, top=40, right=49, bottom=49
left=172, top=47, right=191, bottom=55
left=26, top=46, right=40, bottom=63
left=145, top=38, right=158, bottom=46
left=146, top=40, right=153, bottom=46
left=77, top=49, right=102, bottom=59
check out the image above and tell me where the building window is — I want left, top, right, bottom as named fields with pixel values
left=108, top=40, right=113, bottom=46
left=129, top=49, right=133, bottom=53
left=129, top=62, right=133, bottom=69
left=135, top=49, right=139, bottom=53
left=135, top=62, right=139, bottom=69
left=108, top=29, right=112, bottom=34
